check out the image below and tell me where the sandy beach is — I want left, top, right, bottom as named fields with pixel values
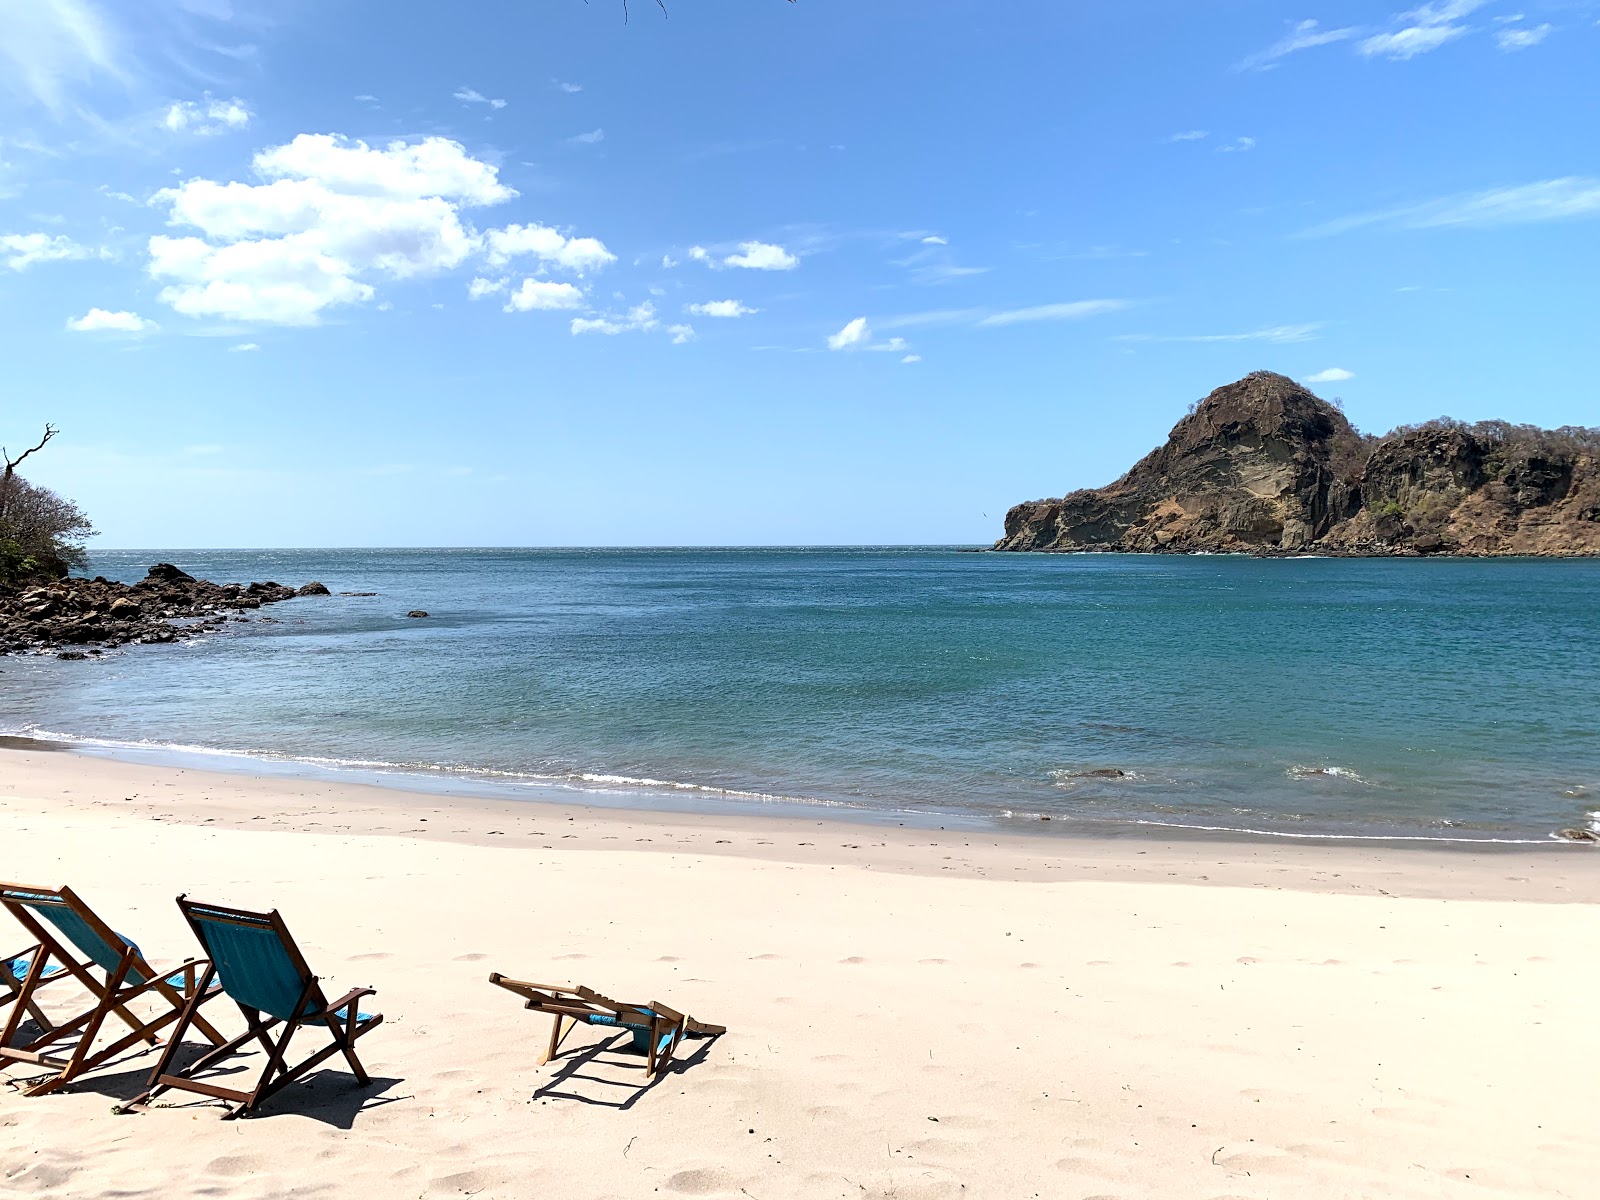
left=2, top=744, right=1598, bottom=1199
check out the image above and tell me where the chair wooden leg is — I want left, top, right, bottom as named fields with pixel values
left=538, top=1014, right=570, bottom=1066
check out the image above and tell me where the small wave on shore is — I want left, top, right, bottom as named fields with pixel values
left=1287, top=765, right=1368, bottom=784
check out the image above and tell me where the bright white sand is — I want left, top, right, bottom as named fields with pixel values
left=2, top=746, right=1598, bottom=1199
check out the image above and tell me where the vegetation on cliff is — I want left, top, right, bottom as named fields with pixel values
left=995, top=372, right=1600, bottom=557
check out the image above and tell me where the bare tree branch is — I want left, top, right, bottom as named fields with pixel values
left=2, top=424, right=58, bottom=479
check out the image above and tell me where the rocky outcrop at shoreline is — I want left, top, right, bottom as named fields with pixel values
left=995, top=371, right=1600, bottom=556
left=0, top=563, right=327, bottom=659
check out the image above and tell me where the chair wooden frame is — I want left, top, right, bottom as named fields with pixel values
left=122, top=897, right=382, bottom=1120
left=488, top=972, right=724, bottom=1080
left=0, top=883, right=223, bottom=1097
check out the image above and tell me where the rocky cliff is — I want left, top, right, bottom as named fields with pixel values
left=994, top=371, right=1600, bottom=557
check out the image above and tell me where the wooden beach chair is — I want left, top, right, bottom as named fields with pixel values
left=488, top=972, right=724, bottom=1079
left=0, top=883, right=221, bottom=1097
left=122, top=896, right=382, bottom=1119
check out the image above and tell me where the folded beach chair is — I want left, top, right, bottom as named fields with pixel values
left=488, top=972, right=724, bottom=1079
left=0, top=883, right=221, bottom=1097
left=122, top=897, right=382, bottom=1119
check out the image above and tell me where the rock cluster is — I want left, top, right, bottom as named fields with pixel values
left=995, top=371, right=1600, bottom=557
left=0, top=563, right=324, bottom=659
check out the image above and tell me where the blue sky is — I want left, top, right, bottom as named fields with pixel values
left=1, top=0, right=1596, bottom=548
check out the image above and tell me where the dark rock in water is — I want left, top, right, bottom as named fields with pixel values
left=56, top=650, right=88, bottom=660
left=1554, top=828, right=1599, bottom=843
left=0, top=564, right=323, bottom=659
left=341, top=591, right=378, bottom=597
left=406, top=610, right=430, bottom=618
left=1079, top=768, right=1128, bottom=779
left=144, top=563, right=197, bottom=583
left=297, top=581, right=331, bottom=596
left=995, top=370, right=1600, bottom=557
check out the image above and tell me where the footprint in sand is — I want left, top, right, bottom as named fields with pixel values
left=553, top=953, right=588, bottom=961
left=205, top=1155, right=267, bottom=1177
left=349, top=952, right=391, bottom=961
left=452, top=953, right=488, bottom=962
left=918, top=958, right=949, bottom=965
left=750, top=953, right=781, bottom=960
left=1020, top=962, right=1040, bottom=969
left=839, top=956, right=866, bottom=964
left=665, top=1168, right=737, bottom=1195
left=1235, top=956, right=1260, bottom=965
left=656, top=955, right=683, bottom=962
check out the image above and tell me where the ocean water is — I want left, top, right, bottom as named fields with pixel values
left=2, top=548, right=1597, bottom=843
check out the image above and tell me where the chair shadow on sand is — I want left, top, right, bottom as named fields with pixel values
left=531, top=1027, right=719, bottom=1111
left=5, top=1035, right=406, bottom=1129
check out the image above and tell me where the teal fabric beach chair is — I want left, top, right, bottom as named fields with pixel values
left=0, top=883, right=222, bottom=1096
left=122, top=896, right=382, bottom=1119
left=488, top=973, right=724, bottom=1079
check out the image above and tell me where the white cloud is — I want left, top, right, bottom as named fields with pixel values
left=901, top=354, right=922, bottom=364
left=146, top=133, right=540, bottom=325
left=921, top=235, right=950, bottom=245
left=65, top=307, right=154, bottom=333
left=1496, top=22, right=1552, bottom=50
left=572, top=301, right=659, bottom=336
left=1303, top=177, right=1600, bottom=235
left=827, top=317, right=871, bottom=351
left=976, top=299, right=1130, bottom=327
left=1216, top=136, right=1257, bottom=154
left=229, top=342, right=259, bottom=352
left=482, top=223, right=615, bottom=272
left=0, top=231, right=97, bottom=270
left=164, top=95, right=252, bottom=135
left=503, top=279, right=585, bottom=312
left=687, top=299, right=760, bottom=318
left=688, top=246, right=710, bottom=262
left=722, top=241, right=798, bottom=270
left=1118, top=323, right=1323, bottom=345
left=1359, top=0, right=1486, bottom=60
left=1235, top=19, right=1360, bottom=71
left=453, top=87, right=507, bottom=109
left=553, top=81, right=582, bottom=94
left=1304, top=367, right=1355, bottom=383
left=668, top=323, right=695, bottom=344
left=567, top=129, right=605, bottom=145
left=467, top=276, right=507, bottom=299
left=0, top=0, right=124, bottom=113
left=1165, top=130, right=1210, bottom=143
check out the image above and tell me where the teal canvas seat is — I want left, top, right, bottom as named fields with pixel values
left=488, top=973, right=724, bottom=1080
left=122, top=897, right=383, bottom=1120
left=1, top=883, right=222, bottom=1097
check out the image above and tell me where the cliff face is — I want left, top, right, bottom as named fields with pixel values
left=995, top=371, right=1600, bottom=556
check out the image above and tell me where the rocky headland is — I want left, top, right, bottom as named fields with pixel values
left=0, top=563, right=330, bottom=659
left=995, top=371, right=1600, bottom=556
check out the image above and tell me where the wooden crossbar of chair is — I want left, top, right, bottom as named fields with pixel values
left=488, top=973, right=725, bottom=1080
left=120, top=896, right=382, bottom=1120
left=0, top=883, right=225, bottom=1097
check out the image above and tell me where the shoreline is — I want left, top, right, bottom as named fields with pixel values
left=3, top=745, right=1595, bottom=903
left=0, top=731, right=1590, bottom=852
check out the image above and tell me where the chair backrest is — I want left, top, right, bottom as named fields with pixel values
left=0, top=884, right=149, bottom=983
left=178, top=898, right=319, bottom=1023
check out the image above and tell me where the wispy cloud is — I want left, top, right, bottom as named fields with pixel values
left=1235, top=19, right=1360, bottom=71
left=0, top=231, right=102, bottom=270
left=1304, top=367, right=1354, bottom=383
left=1216, top=136, right=1257, bottom=154
left=552, top=80, right=582, bottom=94
left=688, top=299, right=760, bottom=318
left=1302, top=178, right=1600, bottom=235
left=1359, top=0, right=1486, bottom=60
left=976, top=300, right=1130, bottom=327
left=566, top=128, right=605, bottom=146
left=1496, top=22, right=1552, bottom=50
left=1118, top=323, right=1324, bottom=345
left=682, top=241, right=799, bottom=271
left=454, top=87, right=507, bottom=110
left=0, top=0, right=125, bottom=114
left=163, top=95, right=251, bottom=135
left=1165, top=130, right=1210, bottom=143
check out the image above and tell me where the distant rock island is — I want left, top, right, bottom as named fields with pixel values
left=994, top=371, right=1600, bottom=557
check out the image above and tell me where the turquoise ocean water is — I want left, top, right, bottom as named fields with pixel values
left=2, top=548, right=1597, bottom=843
